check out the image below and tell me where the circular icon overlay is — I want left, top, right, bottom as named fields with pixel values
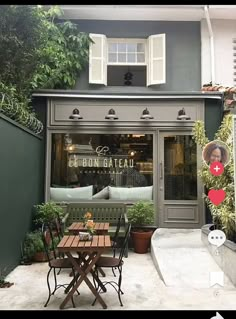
left=208, top=229, right=226, bottom=248
left=202, top=140, right=230, bottom=167
left=209, top=161, right=224, bottom=176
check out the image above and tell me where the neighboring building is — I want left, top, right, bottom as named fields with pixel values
left=33, top=5, right=236, bottom=228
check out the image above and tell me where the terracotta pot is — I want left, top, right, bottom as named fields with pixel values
left=33, top=251, right=53, bottom=262
left=131, top=230, right=153, bottom=254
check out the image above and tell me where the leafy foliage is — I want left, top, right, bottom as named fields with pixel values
left=127, top=201, right=154, bottom=226
left=0, top=82, right=43, bottom=134
left=0, top=5, right=44, bottom=97
left=0, top=267, right=14, bottom=288
left=0, top=5, right=92, bottom=133
left=34, top=201, right=64, bottom=226
left=192, top=114, right=236, bottom=239
left=30, top=6, right=93, bottom=90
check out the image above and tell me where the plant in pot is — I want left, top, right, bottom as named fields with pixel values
left=127, top=200, right=155, bottom=254
left=33, top=201, right=64, bottom=229
left=21, top=230, right=58, bottom=263
left=21, top=230, right=45, bottom=263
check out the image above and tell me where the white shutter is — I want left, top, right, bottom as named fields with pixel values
left=89, top=33, right=107, bottom=85
left=147, top=34, right=166, bottom=86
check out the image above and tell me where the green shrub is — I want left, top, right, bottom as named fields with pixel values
left=34, top=201, right=64, bottom=226
left=192, top=114, right=236, bottom=239
left=127, top=200, right=154, bottom=226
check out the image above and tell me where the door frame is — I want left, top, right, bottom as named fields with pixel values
left=158, top=129, right=204, bottom=228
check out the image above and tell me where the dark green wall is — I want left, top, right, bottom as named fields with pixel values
left=205, top=98, right=224, bottom=140
left=0, top=114, right=44, bottom=275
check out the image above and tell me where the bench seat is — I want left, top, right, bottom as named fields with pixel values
left=62, top=202, right=129, bottom=256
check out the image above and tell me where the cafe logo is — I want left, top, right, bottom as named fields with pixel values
left=68, top=145, right=134, bottom=169
left=95, top=146, right=109, bottom=156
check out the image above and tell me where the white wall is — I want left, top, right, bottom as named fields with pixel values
left=201, top=19, right=236, bottom=87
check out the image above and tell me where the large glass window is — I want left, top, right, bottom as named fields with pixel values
left=51, top=133, right=153, bottom=197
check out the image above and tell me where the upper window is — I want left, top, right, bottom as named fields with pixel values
left=89, top=33, right=166, bottom=87
left=108, top=39, right=146, bottom=65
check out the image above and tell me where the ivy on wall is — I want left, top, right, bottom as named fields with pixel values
left=0, top=83, right=43, bottom=134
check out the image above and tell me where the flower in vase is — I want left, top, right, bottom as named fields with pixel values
left=85, top=220, right=96, bottom=235
left=83, top=212, right=92, bottom=224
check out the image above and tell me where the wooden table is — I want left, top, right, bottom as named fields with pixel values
left=57, top=234, right=111, bottom=309
left=68, top=222, right=110, bottom=235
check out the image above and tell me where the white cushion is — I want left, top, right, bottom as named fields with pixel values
left=109, top=186, right=153, bottom=200
left=92, top=186, right=109, bottom=199
left=50, top=185, right=93, bottom=202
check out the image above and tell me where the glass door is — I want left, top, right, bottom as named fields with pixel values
left=158, top=132, right=203, bottom=228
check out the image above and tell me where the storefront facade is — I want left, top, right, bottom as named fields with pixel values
left=33, top=91, right=223, bottom=228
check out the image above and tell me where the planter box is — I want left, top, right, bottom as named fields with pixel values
left=201, top=224, right=236, bottom=287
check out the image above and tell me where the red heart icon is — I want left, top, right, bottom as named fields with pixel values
left=208, top=189, right=226, bottom=206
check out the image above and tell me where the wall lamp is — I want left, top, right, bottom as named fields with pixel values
left=69, top=108, right=83, bottom=120
left=105, top=108, right=118, bottom=120
left=177, top=108, right=191, bottom=120
left=140, top=108, right=154, bottom=120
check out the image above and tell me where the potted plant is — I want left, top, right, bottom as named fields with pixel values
left=127, top=200, right=155, bottom=254
left=21, top=231, right=43, bottom=263
left=33, top=201, right=64, bottom=227
left=21, top=230, right=57, bottom=263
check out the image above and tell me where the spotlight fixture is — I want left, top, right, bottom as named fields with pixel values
left=105, top=108, right=118, bottom=120
left=177, top=108, right=191, bottom=120
left=69, top=108, right=83, bottom=120
left=140, top=108, right=154, bottom=120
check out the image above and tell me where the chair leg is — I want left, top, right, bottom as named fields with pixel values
left=44, top=268, right=52, bottom=307
left=124, top=242, right=128, bottom=258
left=112, top=267, right=117, bottom=277
left=52, top=268, right=57, bottom=295
left=117, top=268, right=123, bottom=306
left=97, top=267, right=106, bottom=277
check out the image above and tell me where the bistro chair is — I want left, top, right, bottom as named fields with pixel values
left=96, top=212, right=122, bottom=278
left=41, top=222, right=79, bottom=307
left=92, top=223, right=131, bottom=307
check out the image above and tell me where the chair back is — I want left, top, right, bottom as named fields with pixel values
left=54, top=213, right=64, bottom=240
left=117, top=223, right=131, bottom=264
left=41, top=222, right=59, bottom=263
left=112, top=212, right=122, bottom=256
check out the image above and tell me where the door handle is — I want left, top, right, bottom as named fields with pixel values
left=160, top=161, right=163, bottom=180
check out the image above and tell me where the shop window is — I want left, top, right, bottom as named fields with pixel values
left=50, top=133, right=153, bottom=201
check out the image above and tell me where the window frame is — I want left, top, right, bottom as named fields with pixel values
left=107, top=38, right=147, bottom=66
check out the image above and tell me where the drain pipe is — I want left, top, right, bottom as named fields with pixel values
left=204, top=5, right=215, bottom=85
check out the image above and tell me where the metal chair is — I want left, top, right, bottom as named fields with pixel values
left=97, top=212, right=122, bottom=278
left=41, top=223, right=79, bottom=307
left=92, top=223, right=131, bottom=307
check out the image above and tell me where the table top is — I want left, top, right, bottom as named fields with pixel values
left=57, top=235, right=111, bottom=252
